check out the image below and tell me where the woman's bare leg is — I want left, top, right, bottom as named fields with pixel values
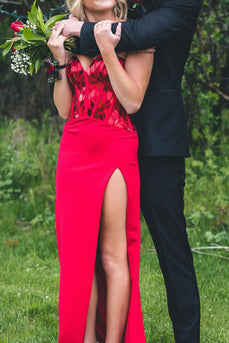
left=100, top=169, right=131, bottom=343
left=84, top=271, right=98, bottom=343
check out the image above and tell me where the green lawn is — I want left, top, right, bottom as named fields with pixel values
left=140, top=223, right=229, bottom=343
left=0, top=119, right=229, bottom=342
left=0, top=218, right=228, bottom=343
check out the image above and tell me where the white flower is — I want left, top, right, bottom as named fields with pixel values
left=25, top=20, right=37, bottom=31
left=11, top=50, right=31, bottom=75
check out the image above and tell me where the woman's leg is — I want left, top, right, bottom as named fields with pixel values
left=100, top=169, right=131, bottom=343
left=84, top=271, right=98, bottom=343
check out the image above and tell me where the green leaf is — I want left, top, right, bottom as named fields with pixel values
left=45, top=28, right=52, bottom=40
left=23, top=28, right=46, bottom=42
left=29, top=48, right=42, bottom=75
left=27, top=0, right=39, bottom=26
left=13, top=41, right=29, bottom=50
left=37, top=6, right=46, bottom=34
left=35, top=58, right=44, bottom=73
left=28, top=44, right=48, bottom=74
left=0, top=37, right=28, bottom=55
left=31, top=0, right=39, bottom=19
left=0, top=40, right=13, bottom=49
left=32, top=45, right=44, bottom=60
left=12, top=36, right=26, bottom=42
left=44, top=14, right=67, bottom=30
left=2, top=42, right=14, bottom=57
left=28, top=11, right=38, bottom=26
left=64, top=37, right=78, bottom=54
left=29, top=62, right=35, bottom=76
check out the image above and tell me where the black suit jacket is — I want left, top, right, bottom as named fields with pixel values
left=78, top=0, right=202, bottom=157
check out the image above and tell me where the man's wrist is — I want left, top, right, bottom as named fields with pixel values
left=70, top=21, right=84, bottom=37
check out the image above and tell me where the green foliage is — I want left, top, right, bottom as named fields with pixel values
left=185, top=149, right=229, bottom=247
left=182, top=0, right=229, bottom=150
left=0, top=115, right=62, bottom=232
left=0, top=1, right=67, bottom=75
left=205, top=230, right=229, bottom=245
left=0, top=117, right=228, bottom=243
left=0, top=17, right=12, bottom=81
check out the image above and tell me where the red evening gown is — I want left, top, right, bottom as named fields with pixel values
left=55, top=55, right=146, bottom=343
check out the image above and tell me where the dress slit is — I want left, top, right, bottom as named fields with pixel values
left=56, top=51, right=146, bottom=343
left=85, top=166, right=128, bottom=342
left=56, top=143, right=144, bottom=342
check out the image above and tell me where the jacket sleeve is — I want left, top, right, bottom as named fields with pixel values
left=78, top=0, right=202, bottom=55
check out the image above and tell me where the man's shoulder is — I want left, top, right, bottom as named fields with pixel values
left=144, top=0, right=202, bottom=10
left=143, top=0, right=202, bottom=22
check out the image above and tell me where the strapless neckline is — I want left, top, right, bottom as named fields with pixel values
left=68, top=55, right=125, bottom=75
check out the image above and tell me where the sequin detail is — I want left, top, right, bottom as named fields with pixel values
left=66, top=55, right=135, bottom=133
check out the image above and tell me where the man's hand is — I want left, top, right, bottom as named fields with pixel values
left=52, top=15, right=84, bottom=38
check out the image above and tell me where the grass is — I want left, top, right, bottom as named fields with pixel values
left=140, top=224, right=229, bottom=343
left=0, top=219, right=229, bottom=343
left=0, top=118, right=229, bottom=342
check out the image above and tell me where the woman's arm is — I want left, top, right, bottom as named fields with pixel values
left=53, top=69, right=72, bottom=120
left=47, top=24, right=72, bottom=120
left=95, top=22, right=154, bottom=114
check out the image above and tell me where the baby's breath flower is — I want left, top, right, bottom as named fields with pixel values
left=25, top=20, right=37, bottom=31
left=11, top=50, right=31, bottom=75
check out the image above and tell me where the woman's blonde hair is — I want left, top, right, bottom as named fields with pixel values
left=66, top=0, right=128, bottom=21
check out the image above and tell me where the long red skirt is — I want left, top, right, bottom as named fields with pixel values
left=56, top=117, right=146, bottom=343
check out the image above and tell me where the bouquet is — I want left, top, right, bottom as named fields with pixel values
left=0, top=0, right=143, bottom=78
left=0, top=0, right=75, bottom=76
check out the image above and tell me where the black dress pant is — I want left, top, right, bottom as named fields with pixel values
left=139, top=156, right=200, bottom=343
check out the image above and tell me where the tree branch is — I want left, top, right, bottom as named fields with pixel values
left=0, top=1, right=22, bottom=5
left=196, top=75, right=229, bottom=101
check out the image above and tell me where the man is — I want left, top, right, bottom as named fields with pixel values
left=55, top=0, right=202, bottom=341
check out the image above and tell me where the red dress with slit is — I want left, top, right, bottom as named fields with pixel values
left=55, top=55, right=146, bottom=343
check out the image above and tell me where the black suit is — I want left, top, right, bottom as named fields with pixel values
left=77, top=1, right=201, bottom=342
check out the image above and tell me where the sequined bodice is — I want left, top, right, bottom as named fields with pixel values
left=66, top=55, right=135, bottom=133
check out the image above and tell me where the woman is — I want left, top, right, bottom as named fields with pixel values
left=48, top=0, right=154, bottom=342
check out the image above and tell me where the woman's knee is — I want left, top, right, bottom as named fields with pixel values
left=101, top=244, right=129, bottom=277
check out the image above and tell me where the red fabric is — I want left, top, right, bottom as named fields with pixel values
left=56, top=56, right=146, bottom=343
left=66, top=55, right=135, bottom=133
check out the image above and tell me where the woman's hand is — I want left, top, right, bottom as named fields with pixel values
left=94, top=21, right=122, bottom=54
left=47, top=23, right=67, bottom=64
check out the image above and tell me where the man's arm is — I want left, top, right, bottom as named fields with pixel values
left=79, top=0, right=202, bottom=56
